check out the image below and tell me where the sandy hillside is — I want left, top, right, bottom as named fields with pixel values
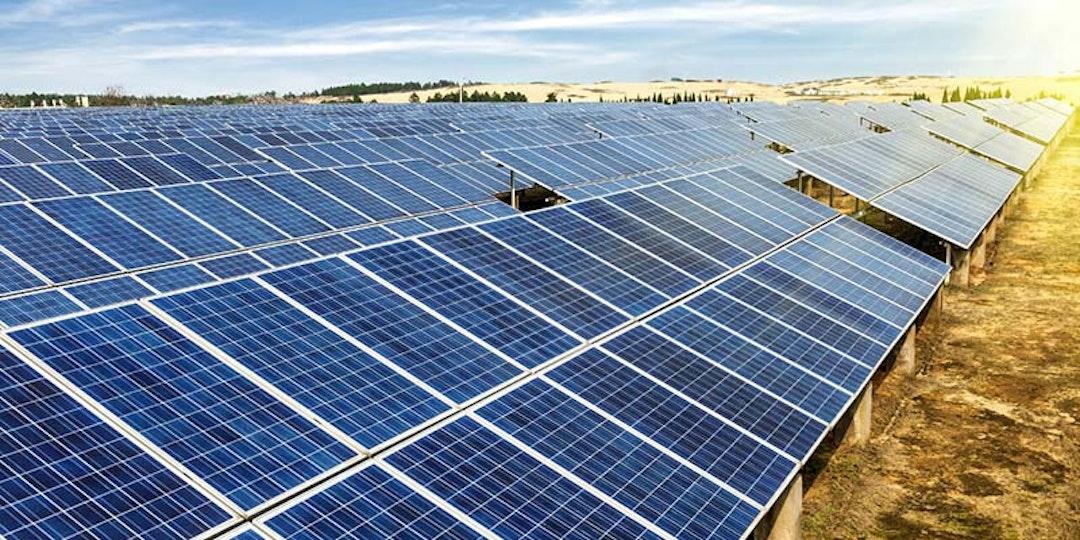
left=310, top=75, right=1080, bottom=105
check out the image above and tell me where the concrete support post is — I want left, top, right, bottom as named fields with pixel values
left=971, top=233, right=986, bottom=271
left=895, top=326, right=917, bottom=376
left=828, top=185, right=835, bottom=208
left=953, top=249, right=971, bottom=288
left=753, top=474, right=803, bottom=540
left=835, top=383, right=873, bottom=446
left=985, top=213, right=998, bottom=244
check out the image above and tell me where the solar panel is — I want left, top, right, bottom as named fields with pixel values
left=0, top=249, right=46, bottom=295
left=0, top=347, right=235, bottom=539
left=336, top=167, right=439, bottom=215
left=255, top=243, right=318, bottom=266
left=384, top=416, right=662, bottom=539
left=261, top=464, right=484, bottom=539
left=418, top=227, right=629, bottom=339
left=99, top=190, right=240, bottom=257
left=210, top=179, right=331, bottom=237
left=199, top=253, right=270, bottom=279
left=528, top=207, right=699, bottom=298
left=65, top=276, right=152, bottom=308
left=160, top=184, right=288, bottom=246
left=0, top=165, right=72, bottom=199
left=11, top=305, right=359, bottom=510
left=137, top=263, right=217, bottom=293
left=38, top=161, right=115, bottom=194
left=349, top=241, right=582, bottom=367
left=256, top=173, right=372, bottom=228
left=261, top=258, right=523, bottom=404
left=479, top=217, right=667, bottom=316
left=0, top=290, right=82, bottom=326
left=478, top=379, right=760, bottom=538
left=0, top=203, right=120, bottom=283
left=298, top=170, right=408, bottom=222
left=153, top=279, right=450, bottom=449
left=34, top=197, right=182, bottom=269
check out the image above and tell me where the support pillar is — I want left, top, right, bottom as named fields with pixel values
left=753, top=474, right=803, bottom=540
left=985, top=214, right=998, bottom=244
left=971, top=233, right=986, bottom=271
left=953, top=249, right=971, bottom=288
left=828, top=185, right=835, bottom=207
left=895, top=326, right=917, bottom=376
left=834, top=383, right=873, bottom=446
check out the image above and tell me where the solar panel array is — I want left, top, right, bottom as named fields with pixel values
left=0, top=96, right=1068, bottom=539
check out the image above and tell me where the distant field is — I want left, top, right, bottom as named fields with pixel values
left=311, top=75, right=1080, bottom=105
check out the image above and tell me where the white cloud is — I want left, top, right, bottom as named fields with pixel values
left=117, top=19, right=240, bottom=34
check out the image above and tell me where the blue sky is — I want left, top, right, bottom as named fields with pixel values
left=0, top=0, right=1073, bottom=96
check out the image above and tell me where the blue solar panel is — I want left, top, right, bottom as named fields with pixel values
left=384, top=219, right=433, bottom=238
left=420, top=227, right=628, bottom=340
left=549, top=348, right=798, bottom=504
left=0, top=250, right=45, bottom=295
left=38, top=162, right=115, bottom=194
left=65, top=276, right=152, bottom=308
left=0, top=204, right=119, bottom=283
left=211, top=179, right=330, bottom=237
left=11, top=305, right=358, bottom=510
left=298, top=170, right=407, bottom=222
left=34, top=197, right=182, bottom=269
left=0, top=290, right=82, bottom=326
left=120, top=156, right=190, bottom=185
left=478, top=379, right=760, bottom=538
left=137, top=263, right=217, bottom=293
left=662, top=179, right=799, bottom=243
left=82, top=159, right=153, bottom=190
left=479, top=218, right=666, bottom=317
left=255, top=243, right=318, bottom=266
left=368, top=162, right=471, bottom=210
left=262, top=258, right=523, bottom=404
left=599, top=326, right=824, bottom=459
left=262, top=464, right=482, bottom=539
left=303, top=234, right=360, bottom=256
left=336, top=167, right=439, bottom=215
left=417, top=212, right=464, bottom=230
left=99, top=190, right=239, bottom=258
left=349, top=241, right=581, bottom=368
left=386, top=417, right=662, bottom=540
left=345, top=226, right=399, bottom=247
left=648, top=306, right=849, bottom=420
left=159, top=153, right=224, bottom=181
left=0, top=347, right=234, bottom=539
left=256, top=173, right=371, bottom=228
left=160, top=184, right=288, bottom=247
left=632, top=185, right=777, bottom=256
left=528, top=207, right=698, bottom=298
left=199, top=253, right=270, bottom=279
left=0, top=165, right=71, bottom=199
left=607, top=190, right=754, bottom=268
left=153, top=279, right=449, bottom=449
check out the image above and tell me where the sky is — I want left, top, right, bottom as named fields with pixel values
left=0, top=0, right=1075, bottom=96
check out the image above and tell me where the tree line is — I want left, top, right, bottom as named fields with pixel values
left=318, top=80, right=468, bottom=98
left=420, top=90, right=528, bottom=103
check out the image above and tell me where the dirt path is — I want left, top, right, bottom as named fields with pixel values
left=801, top=130, right=1080, bottom=539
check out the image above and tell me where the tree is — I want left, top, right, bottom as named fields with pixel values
left=950, top=87, right=961, bottom=102
left=545, top=92, right=558, bottom=103
left=941, top=87, right=949, bottom=103
left=408, top=92, right=420, bottom=103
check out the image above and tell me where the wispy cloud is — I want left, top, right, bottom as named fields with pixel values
left=117, top=19, right=240, bottom=34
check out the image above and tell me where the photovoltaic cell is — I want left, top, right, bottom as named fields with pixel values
left=11, top=305, right=358, bottom=510
left=0, top=250, right=45, bottom=295
left=549, top=349, right=798, bottom=504
left=479, top=217, right=666, bottom=317
left=34, top=197, right=182, bottom=269
left=99, top=190, right=239, bottom=258
left=65, top=276, right=152, bottom=309
left=211, top=179, right=330, bottom=237
left=0, top=291, right=82, bottom=326
left=298, top=170, right=407, bottom=222
left=420, top=227, right=629, bottom=339
left=256, top=173, right=371, bottom=228
left=255, top=243, right=317, bottom=267
left=303, top=234, right=360, bottom=256
left=38, top=162, right=115, bottom=195
left=154, top=279, right=449, bottom=449
left=137, top=264, right=217, bottom=293
left=0, top=204, right=120, bottom=283
left=600, top=327, right=824, bottom=459
left=160, top=184, right=288, bottom=247
left=82, top=159, right=153, bottom=190
left=199, top=253, right=270, bottom=279
left=349, top=241, right=581, bottom=368
left=262, top=258, right=523, bottom=404
left=528, top=207, right=698, bottom=298
left=0, top=348, right=234, bottom=540
left=386, top=417, right=661, bottom=540
left=0, top=165, right=71, bottom=200
left=478, top=379, right=760, bottom=539
left=262, top=464, right=482, bottom=539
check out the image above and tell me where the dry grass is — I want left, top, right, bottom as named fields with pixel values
left=802, top=128, right=1080, bottom=539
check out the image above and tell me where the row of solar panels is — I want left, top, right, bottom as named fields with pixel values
left=0, top=167, right=948, bottom=540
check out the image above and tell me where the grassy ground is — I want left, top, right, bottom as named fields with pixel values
left=801, top=128, right=1080, bottom=539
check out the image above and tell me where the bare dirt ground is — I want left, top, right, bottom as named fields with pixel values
left=801, top=129, right=1080, bottom=539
